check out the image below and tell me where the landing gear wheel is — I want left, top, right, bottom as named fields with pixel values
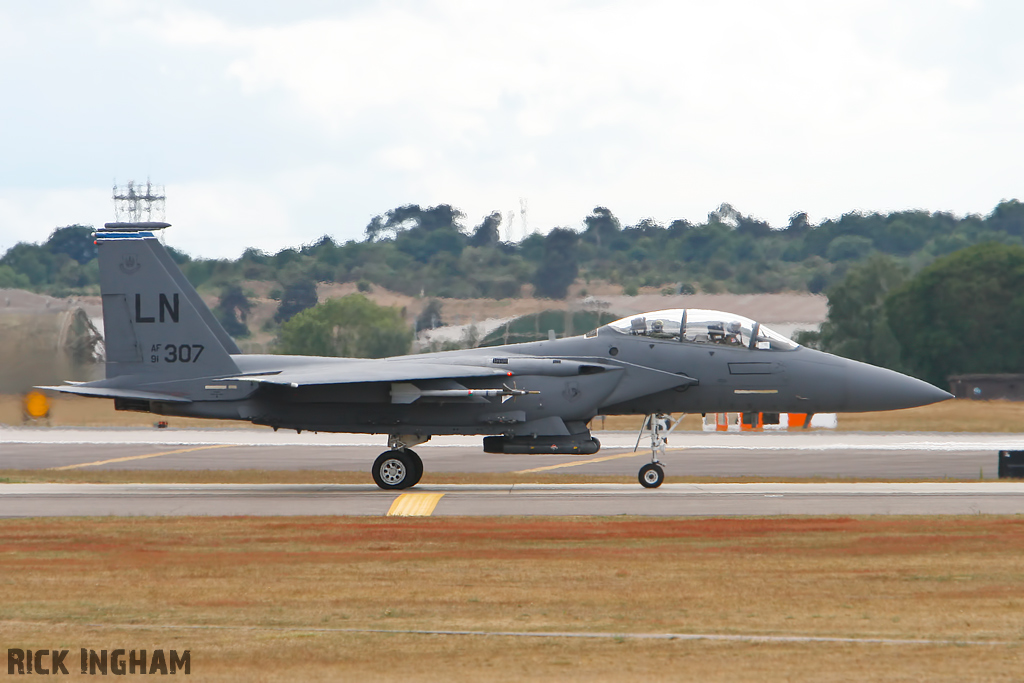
left=405, top=449, right=423, bottom=487
left=639, top=463, right=665, bottom=489
left=372, top=450, right=414, bottom=490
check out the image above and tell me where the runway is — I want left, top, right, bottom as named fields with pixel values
left=2, top=427, right=1021, bottom=479
left=3, top=427, right=1023, bottom=516
left=1, top=482, right=1023, bottom=517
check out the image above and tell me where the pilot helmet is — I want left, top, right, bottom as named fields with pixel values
left=727, top=321, right=742, bottom=333
left=651, top=319, right=664, bottom=332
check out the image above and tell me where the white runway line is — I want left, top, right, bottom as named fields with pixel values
left=4, top=426, right=1024, bottom=451
left=1, top=620, right=1008, bottom=647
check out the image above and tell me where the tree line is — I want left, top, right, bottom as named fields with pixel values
left=7, top=200, right=1024, bottom=306
left=799, top=242, right=1024, bottom=388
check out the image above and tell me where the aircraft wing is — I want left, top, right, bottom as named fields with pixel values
left=220, top=361, right=514, bottom=388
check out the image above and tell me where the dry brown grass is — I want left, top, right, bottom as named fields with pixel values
left=832, top=399, right=1024, bottom=432
left=0, top=393, right=269, bottom=428
left=6, top=394, right=1024, bottom=432
left=0, top=516, right=1021, bottom=681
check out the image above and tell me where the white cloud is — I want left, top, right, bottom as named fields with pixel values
left=165, top=180, right=294, bottom=258
left=375, top=146, right=427, bottom=172
left=1, top=1, right=1024, bottom=256
left=0, top=189, right=111, bottom=254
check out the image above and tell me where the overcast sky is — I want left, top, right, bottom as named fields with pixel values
left=1, top=0, right=1022, bottom=258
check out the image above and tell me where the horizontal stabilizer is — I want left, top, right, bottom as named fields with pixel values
left=35, top=385, right=192, bottom=403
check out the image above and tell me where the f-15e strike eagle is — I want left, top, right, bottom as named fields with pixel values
left=41, top=223, right=953, bottom=489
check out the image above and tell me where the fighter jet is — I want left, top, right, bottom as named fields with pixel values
left=40, top=222, right=953, bottom=489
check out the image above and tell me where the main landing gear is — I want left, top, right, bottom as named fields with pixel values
left=634, top=413, right=682, bottom=488
left=372, top=434, right=429, bottom=490
left=372, top=449, right=423, bottom=490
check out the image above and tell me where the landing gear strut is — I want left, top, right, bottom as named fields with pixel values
left=634, top=413, right=682, bottom=488
left=371, top=434, right=429, bottom=490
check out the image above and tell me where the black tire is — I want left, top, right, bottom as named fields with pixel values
left=372, top=450, right=413, bottom=490
left=639, top=463, right=664, bottom=489
left=405, top=449, right=423, bottom=487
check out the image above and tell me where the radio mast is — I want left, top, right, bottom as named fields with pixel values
left=112, top=179, right=166, bottom=223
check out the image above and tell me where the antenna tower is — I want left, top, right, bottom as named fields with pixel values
left=519, top=197, right=530, bottom=239
left=112, top=179, right=166, bottom=223
left=504, top=210, right=516, bottom=242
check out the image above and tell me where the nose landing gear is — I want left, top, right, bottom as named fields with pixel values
left=634, top=413, right=682, bottom=489
left=639, top=462, right=664, bottom=488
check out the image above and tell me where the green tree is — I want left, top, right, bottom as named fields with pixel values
left=277, top=294, right=413, bottom=358
left=986, top=199, right=1024, bottom=237
left=0, top=264, right=29, bottom=288
left=825, top=235, right=874, bottom=262
left=365, top=204, right=465, bottom=241
left=583, top=207, right=620, bottom=247
left=469, top=211, right=501, bottom=247
left=274, top=279, right=318, bottom=323
left=814, top=254, right=909, bottom=370
left=886, top=243, right=1024, bottom=387
left=0, top=243, right=52, bottom=285
left=786, top=212, right=811, bottom=236
left=45, top=225, right=96, bottom=264
left=216, top=284, right=252, bottom=338
left=531, top=228, right=578, bottom=299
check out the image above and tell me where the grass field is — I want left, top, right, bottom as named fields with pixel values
left=0, top=516, right=1021, bottom=681
left=5, top=394, right=1024, bottom=432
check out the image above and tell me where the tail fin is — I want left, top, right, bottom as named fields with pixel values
left=96, top=222, right=240, bottom=379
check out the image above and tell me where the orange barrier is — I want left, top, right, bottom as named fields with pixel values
left=705, top=412, right=815, bottom=432
left=740, top=412, right=764, bottom=431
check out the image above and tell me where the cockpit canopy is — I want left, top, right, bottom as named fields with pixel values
left=600, top=308, right=799, bottom=351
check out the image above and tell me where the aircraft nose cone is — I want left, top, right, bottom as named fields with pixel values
left=844, top=360, right=953, bottom=412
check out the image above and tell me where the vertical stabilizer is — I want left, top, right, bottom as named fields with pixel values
left=96, top=223, right=240, bottom=379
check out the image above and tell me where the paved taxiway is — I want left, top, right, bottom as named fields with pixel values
left=3, top=428, right=1022, bottom=479
left=3, top=428, right=1023, bottom=516
left=1, top=482, right=1023, bottom=517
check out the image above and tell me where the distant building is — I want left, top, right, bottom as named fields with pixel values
left=949, top=374, right=1024, bottom=401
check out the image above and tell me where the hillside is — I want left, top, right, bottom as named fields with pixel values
left=205, top=280, right=826, bottom=353
left=0, top=279, right=826, bottom=393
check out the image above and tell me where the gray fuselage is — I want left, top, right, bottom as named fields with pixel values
left=149, top=326, right=950, bottom=436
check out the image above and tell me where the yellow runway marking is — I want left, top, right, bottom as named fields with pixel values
left=51, top=444, right=233, bottom=470
left=387, top=493, right=445, bottom=517
left=514, top=451, right=640, bottom=474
